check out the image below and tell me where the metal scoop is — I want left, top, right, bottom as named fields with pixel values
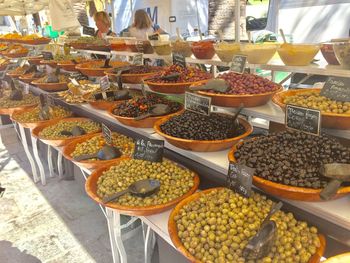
left=134, top=104, right=170, bottom=120
left=243, top=201, right=283, bottom=260
left=60, top=126, right=86, bottom=136
left=320, top=163, right=350, bottom=200
left=189, top=79, right=229, bottom=92
left=74, top=145, right=122, bottom=161
left=38, top=94, right=50, bottom=120
left=102, top=179, right=161, bottom=203
left=232, top=104, right=244, bottom=130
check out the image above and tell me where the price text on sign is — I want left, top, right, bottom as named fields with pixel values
left=230, top=55, right=247, bottom=74
left=100, top=75, right=110, bottom=91
left=101, top=123, right=112, bottom=145
left=185, top=92, right=211, bottom=116
left=226, top=162, right=254, bottom=198
left=133, top=138, right=164, bottom=163
left=285, top=104, right=321, bottom=136
left=133, top=53, right=144, bottom=65
left=172, top=53, right=186, bottom=68
left=320, top=77, right=350, bottom=102
left=83, top=26, right=96, bottom=36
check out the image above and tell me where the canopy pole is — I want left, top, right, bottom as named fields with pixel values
left=235, top=0, right=240, bottom=42
left=195, top=0, right=201, bottom=36
left=130, top=0, right=134, bottom=24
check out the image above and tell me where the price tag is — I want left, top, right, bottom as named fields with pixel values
left=172, top=53, right=186, bottom=68
left=320, top=77, right=350, bottom=102
left=100, top=75, right=110, bottom=91
left=185, top=92, right=211, bottom=116
left=230, top=55, right=247, bottom=74
left=83, top=26, right=96, bottom=36
left=42, top=51, right=53, bottom=60
left=102, top=123, right=113, bottom=145
left=133, top=138, right=164, bottom=163
left=132, top=53, right=143, bottom=65
left=226, top=162, right=254, bottom=198
left=285, top=104, right=321, bottom=136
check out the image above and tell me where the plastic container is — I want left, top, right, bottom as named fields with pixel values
left=171, top=40, right=192, bottom=57
left=151, top=40, right=172, bottom=55
left=241, top=43, right=278, bottom=64
left=320, top=43, right=340, bottom=65
left=333, top=42, right=350, bottom=68
left=214, top=42, right=241, bottom=62
left=191, top=41, right=215, bottom=60
left=277, top=43, right=320, bottom=66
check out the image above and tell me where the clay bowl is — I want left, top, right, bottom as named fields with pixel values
left=154, top=114, right=253, bottom=152
left=104, top=67, right=161, bottom=84
left=21, top=38, right=51, bottom=45
left=6, top=71, right=25, bottom=79
left=76, top=60, right=130, bottom=77
left=272, top=88, right=350, bottom=130
left=62, top=133, right=130, bottom=170
left=31, top=117, right=101, bottom=147
left=31, top=80, right=68, bottom=92
left=0, top=102, right=39, bottom=116
left=85, top=159, right=200, bottom=216
left=27, top=56, right=43, bottom=65
left=108, top=105, right=184, bottom=128
left=19, top=74, right=41, bottom=84
left=11, top=106, right=72, bottom=129
left=57, top=61, right=78, bottom=72
left=196, top=86, right=283, bottom=107
left=323, top=252, right=350, bottom=263
left=4, top=51, right=28, bottom=58
left=144, top=79, right=209, bottom=94
left=40, top=60, right=57, bottom=68
left=228, top=140, right=350, bottom=201
left=168, top=187, right=326, bottom=263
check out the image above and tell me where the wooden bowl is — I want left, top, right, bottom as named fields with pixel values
left=168, top=187, right=326, bottom=263
left=76, top=60, right=130, bottom=77
left=31, top=80, right=68, bottom=92
left=31, top=117, right=101, bottom=147
left=323, top=252, right=350, bottom=263
left=0, top=103, right=38, bottom=116
left=197, top=87, right=283, bottom=108
left=105, top=68, right=160, bottom=84
left=228, top=140, right=350, bottom=201
left=11, top=107, right=72, bottom=129
left=27, top=57, right=43, bottom=65
left=272, top=88, right=350, bottom=130
left=85, top=160, right=200, bottom=216
left=144, top=79, right=209, bottom=94
left=154, top=115, right=253, bottom=152
left=62, top=133, right=130, bottom=170
left=40, top=60, right=57, bottom=68
left=4, top=51, right=28, bottom=58
left=86, top=44, right=111, bottom=52
left=69, top=42, right=89, bottom=50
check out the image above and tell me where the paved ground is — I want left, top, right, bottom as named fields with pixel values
left=0, top=125, right=144, bottom=263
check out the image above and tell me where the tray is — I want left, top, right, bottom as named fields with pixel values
left=31, top=117, right=100, bottom=147
left=168, top=187, right=326, bottom=263
left=31, top=80, right=68, bottom=92
left=228, top=141, right=350, bottom=201
left=76, top=60, right=130, bottom=77
left=272, top=88, right=350, bottom=130
left=18, top=75, right=40, bottom=84
left=85, top=160, right=200, bottom=216
left=323, top=252, right=350, bottom=262
left=144, top=79, right=208, bottom=94
left=20, top=38, right=51, bottom=45
left=154, top=115, right=253, bottom=152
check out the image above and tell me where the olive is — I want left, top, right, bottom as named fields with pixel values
left=14, top=105, right=71, bottom=122
left=0, top=93, right=39, bottom=108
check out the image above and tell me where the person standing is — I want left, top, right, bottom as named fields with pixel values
left=94, top=11, right=116, bottom=38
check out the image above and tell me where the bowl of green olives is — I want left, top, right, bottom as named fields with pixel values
left=11, top=105, right=72, bottom=129
left=85, top=158, right=200, bottom=215
left=63, top=132, right=134, bottom=169
left=0, top=93, right=39, bottom=115
left=32, top=117, right=101, bottom=147
left=168, top=187, right=326, bottom=263
left=272, top=88, right=350, bottom=130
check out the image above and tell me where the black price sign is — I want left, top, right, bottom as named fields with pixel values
left=133, top=53, right=143, bottom=65
left=286, top=104, right=321, bottom=136
left=185, top=92, right=211, bottom=116
left=148, top=34, right=159, bottom=41
left=226, top=162, right=254, bottom=198
left=42, top=51, right=53, bottom=60
left=230, top=55, right=247, bottom=74
left=133, top=138, right=164, bottom=163
left=102, top=123, right=112, bottom=145
left=100, top=75, right=110, bottom=91
left=172, top=53, right=186, bottom=68
left=83, top=26, right=96, bottom=36
left=320, top=77, right=350, bottom=102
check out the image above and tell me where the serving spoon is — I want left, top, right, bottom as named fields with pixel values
left=74, top=145, right=122, bottom=161
left=135, top=104, right=170, bottom=120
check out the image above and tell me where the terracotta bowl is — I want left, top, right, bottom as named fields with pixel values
left=76, top=60, right=130, bottom=77
left=105, top=68, right=160, bottom=84
left=323, top=252, right=350, bottom=263
left=196, top=86, right=283, bottom=108
left=144, top=79, right=209, bottom=94
left=228, top=140, right=350, bottom=201
left=168, top=187, right=326, bottom=263
left=69, top=43, right=89, bottom=50
left=18, top=74, right=41, bottom=84
left=272, top=88, right=350, bottom=130
left=108, top=105, right=184, bottom=128
left=31, top=80, right=68, bottom=92
left=85, top=159, right=200, bottom=216
left=62, top=133, right=130, bottom=170
left=27, top=57, right=43, bottom=65
left=11, top=107, right=72, bottom=129
left=57, top=62, right=78, bottom=72
left=154, top=115, right=253, bottom=152
left=40, top=60, right=57, bottom=68
left=21, top=38, right=51, bottom=45
left=0, top=103, right=39, bottom=116
left=4, top=51, right=28, bottom=58
left=31, top=117, right=101, bottom=147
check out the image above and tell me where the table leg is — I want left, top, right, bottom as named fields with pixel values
left=57, top=151, right=63, bottom=179
left=113, top=211, right=127, bottom=263
left=143, top=223, right=156, bottom=263
left=31, top=135, right=46, bottom=185
left=106, top=208, right=121, bottom=263
left=47, top=146, right=55, bottom=178
left=18, top=125, right=39, bottom=183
